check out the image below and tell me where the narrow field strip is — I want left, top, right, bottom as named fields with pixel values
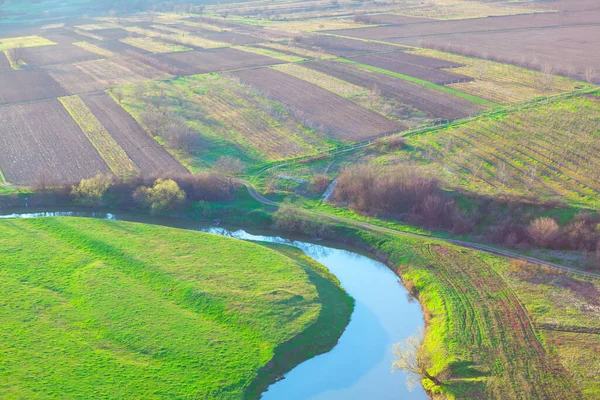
left=121, top=37, right=192, bottom=54
left=237, top=46, right=305, bottom=63
left=72, top=29, right=105, bottom=41
left=272, top=63, right=366, bottom=97
left=73, top=42, right=115, bottom=58
left=58, top=95, right=139, bottom=178
left=123, top=26, right=227, bottom=49
left=338, top=58, right=500, bottom=108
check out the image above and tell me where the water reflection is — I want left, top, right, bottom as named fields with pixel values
left=0, top=208, right=427, bottom=399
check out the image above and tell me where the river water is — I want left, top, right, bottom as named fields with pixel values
left=0, top=208, right=427, bottom=399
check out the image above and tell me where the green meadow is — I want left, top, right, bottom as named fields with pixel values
left=0, top=217, right=352, bottom=399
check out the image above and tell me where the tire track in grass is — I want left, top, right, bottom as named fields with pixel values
left=59, top=95, right=139, bottom=178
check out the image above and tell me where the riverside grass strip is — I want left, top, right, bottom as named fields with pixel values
left=58, top=95, right=139, bottom=178
left=73, top=42, right=115, bottom=58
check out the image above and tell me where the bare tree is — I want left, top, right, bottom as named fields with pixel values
left=527, top=217, right=559, bottom=248
left=215, top=156, right=246, bottom=179
left=536, top=66, right=555, bottom=91
left=584, top=67, right=597, bottom=84
left=392, top=329, right=441, bottom=389
left=473, top=61, right=488, bottom=79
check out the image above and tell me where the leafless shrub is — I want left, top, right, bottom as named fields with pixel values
left=527, top=217, right=559, bottom=248
left=311, top=174, right=331, bottom=194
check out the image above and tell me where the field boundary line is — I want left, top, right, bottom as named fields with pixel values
left=337, top=58, right=499, bottom=107
left=240, top=179, right=600, bottom=279
left=58, top=95, right=140, bottom=178
left=251, top=87, right=599, bottom=179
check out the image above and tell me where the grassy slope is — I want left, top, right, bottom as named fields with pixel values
left=0, top=217, right=352, bottom=399
left=309, top=218, right=587, bottom=399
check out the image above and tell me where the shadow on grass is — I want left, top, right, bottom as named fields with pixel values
left=244, top=244, right=354, bottom=399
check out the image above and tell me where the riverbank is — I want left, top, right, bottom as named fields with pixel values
left=0, top=216, right=353, bottom=399
left=1, top=188, right=598, bottom=398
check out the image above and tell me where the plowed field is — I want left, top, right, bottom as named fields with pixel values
left=232, top=68, right=403, bottom=141
left=0, top=100, right=109, bottom=185
left=156, top=48, right=282, bottom=75
left=350, top=53, right=472, bottom=85
left=0, top=70, right=67, bottom=104
left=81, top=93, right=188, bottom=177
left=305, top=60, right=482, bottom=119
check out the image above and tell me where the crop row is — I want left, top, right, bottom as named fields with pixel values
left=59, top=95, right=139, bottom=178
left=409, top=96, right=600, bottom=205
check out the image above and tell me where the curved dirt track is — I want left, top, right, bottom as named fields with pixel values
left=242, top=180, right=600, bottom=279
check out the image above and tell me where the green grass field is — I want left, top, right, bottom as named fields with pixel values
left=0, top=217, right=352, bottom=399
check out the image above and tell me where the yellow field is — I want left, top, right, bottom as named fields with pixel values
left=391, top=0, right=553, bottom=19
left=59, top=95, right=139, bottom=177
left=121, top=37, right=192, bottom=53
left=40, top=23, right=65, bottom=29
left=236, top=45, right=304, bottom=62
left=73, top=42, right=115, bottom=58
left=73, top=29, right=105, bottom=41
left=268, top=19, right=375, bottom=32
left=0, top=35, right=55, bottom=51
left=409, top=48, right=582, bottom=104
left=272, top=63, right=365, bottom=97
left=75, top=22, right=119, bottom=31
left=124, top=26, right=226, bottom=49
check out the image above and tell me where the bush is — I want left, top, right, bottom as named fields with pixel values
left=527, top=217, right=559, bottom=248
left=311, top=174, right=331, bottom=194
left=334, top=164, right=455, bottom=227
left=134, top=179, right=185, bottom=213
left=71, top=174, right=111, bottom=207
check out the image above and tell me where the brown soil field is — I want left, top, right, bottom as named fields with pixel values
left=350, top=53, right=472, bottom=84
left=81, top=93, right=188, bottom=177
left=19, top=44, right=100, bottom=67
left=327, top=10, right=600, bottom=40
left=75, top=59, right=148, bottom=87
left=0, top=100, right=110, bottom=185
left=113, top=56, right=171, bottom=80
left=155, top=48, right=283, bottom=75
left=305, top=59, right=482, bottom=119
left=295, top=35, right=401, bottom=57
left=48, top=64, right=105, bottom=94
left=202, top=31, right=263, bottom=45
left=232, top=68, right=404, bottom=141
left=0, top=70, right=67, bottom=104
left=396, top=24, right=600, bottom=82
left=353, top=50, right=464, bottom=69
left=0, top=52, right=10, bottom=70
left=93, top=40, right=150, bottom=55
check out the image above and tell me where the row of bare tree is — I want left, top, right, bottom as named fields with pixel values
left=332, top=164, right=600, bottom=267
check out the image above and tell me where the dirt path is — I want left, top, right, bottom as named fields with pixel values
left=241, top=180, right=600, bottom=279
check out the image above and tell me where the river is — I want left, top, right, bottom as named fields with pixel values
left=0, top=208, right=427, bottom=399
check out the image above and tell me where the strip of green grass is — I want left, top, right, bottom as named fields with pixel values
left=0, top=217, right=352, bottom=399
left=338, top=58, right=500, bottom=108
